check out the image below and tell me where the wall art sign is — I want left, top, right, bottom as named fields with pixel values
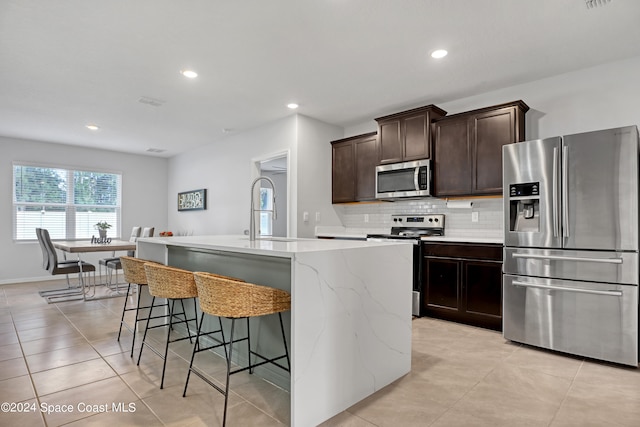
left=178, top=189, right=207, bottom=211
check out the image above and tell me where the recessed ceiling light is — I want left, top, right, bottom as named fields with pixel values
left=180, top=69, right=198, bottom=79
left=431, top=49, right=448, bottom=59
left=287, top=103, right=299, bottom=109
left=86, top=124, right=100, bottom=131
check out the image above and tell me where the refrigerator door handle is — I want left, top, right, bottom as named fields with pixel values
left=512, top=280, right=623, bottom=297
left=552, top=147, right=559, bottom=237
left=562, top=145, right=569, bottom=238
left=512, top=253, right=624, bottom=264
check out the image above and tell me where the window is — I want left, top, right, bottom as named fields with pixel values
left=13, top=163, right=121, bottom=241
left=259, top=187, right=273, bottom=236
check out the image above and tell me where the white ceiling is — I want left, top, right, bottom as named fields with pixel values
left=1, top=0, right=639, bottom=158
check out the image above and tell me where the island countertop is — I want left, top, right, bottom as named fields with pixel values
left=136, top=234, right=413, bottom=427
left=137, top=234, right=411, bottom=258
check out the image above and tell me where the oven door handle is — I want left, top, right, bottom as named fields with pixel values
left=512, top=253, right=623, bottom=264
left=511, top=280, right=623, bottom=297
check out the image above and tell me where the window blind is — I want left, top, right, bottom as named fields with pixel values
left=13, top=163, right=122, bottom=241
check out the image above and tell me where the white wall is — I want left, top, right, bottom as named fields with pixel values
left=345, top=55, right=640, bottom=139
left=296, top=115, right=343, bottom=237
left=167, top=116, right=298, bottom=236
left=167, top=114, right=344, bottom=238
left=0, top=136, right=168, bottom=283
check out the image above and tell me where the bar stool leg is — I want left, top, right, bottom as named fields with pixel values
left=183, top=312, right=205, bottom=397
left=279, top=313, right=291, bottom=369
left=137, top=296, right=156, bottom=366
left=247, top=317, right=253, bottom=374
left=160, top=299, right=176, bottom=389
left=129, top=285, right=144, bottom=357
left=223, top=318, right=236, bottom=427
left=117, top=283, right=133, bottom=342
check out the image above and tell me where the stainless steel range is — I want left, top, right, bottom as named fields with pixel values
left=367, top=214, right=445, bottom=316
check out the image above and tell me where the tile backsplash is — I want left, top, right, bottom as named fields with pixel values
left=332, top=197, right=504, bottom=239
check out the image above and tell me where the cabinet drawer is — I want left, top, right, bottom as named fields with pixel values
left=422, top=242, right=502, bottom=261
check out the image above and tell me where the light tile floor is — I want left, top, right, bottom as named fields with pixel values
left=1, top=279, right=639, bottom=426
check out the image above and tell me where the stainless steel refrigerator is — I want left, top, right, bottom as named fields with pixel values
left=502, top=125, right=639, bottom=366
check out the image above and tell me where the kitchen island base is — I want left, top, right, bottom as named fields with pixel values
left=137, top=236, right=413, bottom=426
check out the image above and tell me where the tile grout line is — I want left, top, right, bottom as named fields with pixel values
left=52, top=298, right=168, bottom=426
left=10, top=309, right=50, bottom=427
left=546, top=359, right=585, bottom=427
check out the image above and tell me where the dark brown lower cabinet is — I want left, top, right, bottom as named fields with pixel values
left=423, top=242, right=503, bottom=330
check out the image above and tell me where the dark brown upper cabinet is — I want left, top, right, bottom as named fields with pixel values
left=433, top=100, right=528, bottom=197
left=331, top=132, right=378, bottom=203
left=375, top=105, right=447, bottom=165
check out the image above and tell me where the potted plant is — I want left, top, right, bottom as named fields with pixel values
left=94, top=221, right=112, bottom=239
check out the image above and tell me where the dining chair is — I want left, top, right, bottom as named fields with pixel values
left=99, top=226, right=141, bottom=287
left=39, top=228, right=96, bottom=303
left=35, top=228, right=81, bottom=298
left=106, top=226, right=154, bottom=288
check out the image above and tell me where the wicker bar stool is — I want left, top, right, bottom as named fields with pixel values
left=184, top=272, right=291, bottom=427
left=138, top=263, right=199, bottom=389
left=117, top=256, right=169, bottom=357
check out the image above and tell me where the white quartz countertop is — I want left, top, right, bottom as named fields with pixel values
left=138, top=234, right=410, bottom=258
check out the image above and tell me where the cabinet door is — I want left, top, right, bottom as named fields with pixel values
left=433, top=118, right=471, bottom=196
left=378, top=120, right=403, bottom=165
left=424, top=257, right=459, bottom=311
left=463, top=260, right=502, bottom=320
left=471, top=107, right=517, bottom=194
left=403, top=112, right=430, bottom=161
left=331, top=141, right=355, bottom=203
left=354, top=135, right=378, bottom=200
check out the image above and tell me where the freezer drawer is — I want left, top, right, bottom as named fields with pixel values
left=504, top=247, right=639, bottom=285
left=503, top=274, right=638, bottom=366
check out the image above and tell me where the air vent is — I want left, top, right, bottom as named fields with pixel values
left=138, top=96, right=165, bottom=107
left=146, top=148, right=166, bottom=153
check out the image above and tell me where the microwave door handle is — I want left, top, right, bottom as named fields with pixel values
left=414, top=167, right=419, bottom=190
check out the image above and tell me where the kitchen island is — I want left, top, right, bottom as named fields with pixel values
left=137, top=235, right=413, bottom=427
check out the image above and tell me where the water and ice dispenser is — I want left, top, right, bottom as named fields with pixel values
left=508, top=182, right=540, bottom=232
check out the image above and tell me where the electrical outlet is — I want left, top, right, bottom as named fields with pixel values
left=303, top=211, right=309, bottom=222
left=364, top=214, right=369, bottom=223
left=471, top=212, right=479, bottom=222
left=315, top=212, right=321, bottom=222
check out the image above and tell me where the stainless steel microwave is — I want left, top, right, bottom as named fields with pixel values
left=376, top=159, right=431, bottom=200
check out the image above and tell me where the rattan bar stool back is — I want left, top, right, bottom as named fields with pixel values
left=117, top=256, right=169, bottom=357
left=183, top=271, right=291, bottom=427
left=137, top=262, right=199, bottom=389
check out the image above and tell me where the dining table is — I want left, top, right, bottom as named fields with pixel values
left=53, top=239, right=137, bottom=301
